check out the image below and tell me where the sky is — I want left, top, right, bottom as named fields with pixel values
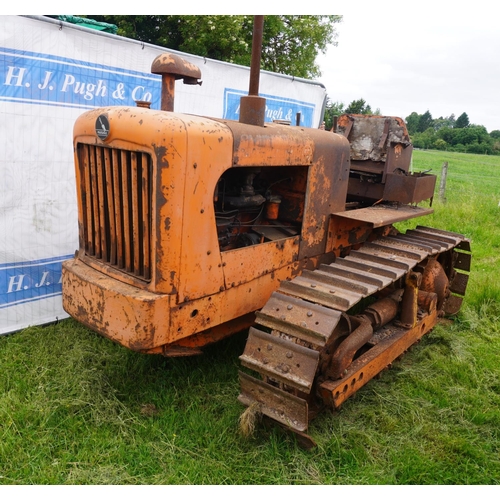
left=316, top=2, right=500, bottom=132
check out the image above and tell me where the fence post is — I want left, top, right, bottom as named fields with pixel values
left=439, top=161, right=448, bottom=203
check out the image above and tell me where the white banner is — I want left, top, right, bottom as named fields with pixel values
left=0, top=15, right=327, bottom=335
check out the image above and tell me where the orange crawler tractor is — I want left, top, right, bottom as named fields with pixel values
left=62, top=18, right=470, bottom=445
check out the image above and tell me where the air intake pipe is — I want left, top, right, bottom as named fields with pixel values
left=151, top=52, right=202, bottom=112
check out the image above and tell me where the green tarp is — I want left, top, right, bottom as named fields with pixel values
left=58, top=15, right=118, bottom=34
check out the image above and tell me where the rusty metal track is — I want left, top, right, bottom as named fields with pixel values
left=238, top=227, right=471, bottom=436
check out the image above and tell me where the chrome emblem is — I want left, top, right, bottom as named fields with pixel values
left=95, top=115, right=110, bottom=140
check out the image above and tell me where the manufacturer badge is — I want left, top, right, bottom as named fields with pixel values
left=95, top=115, right=110, bottom=140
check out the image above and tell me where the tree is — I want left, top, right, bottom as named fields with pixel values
left=261, top=16, right=341, bottom=78
left=417, top=110, right=433, bottom=133
left=455, top=112, right=470, bottom=129
left=323, top=99, right=345, bottom=130
left=434, top=114, right=455, bottom=130
left=405, top=111, right=457, bottom=135
left=433, top=138, right=448, bottom=150
left=405, top=112, right=420, bottom=135
left=437, top=126, right=455, bottom=144
left=345, top=98, right=373, bottom=115
left=412, top=127, right=436, bottom=149
left=453, top=125, right=488, bottom=146
left=87, top=15, right=342, bottom=79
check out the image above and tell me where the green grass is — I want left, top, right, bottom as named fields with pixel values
left=2, top=150, right=500, bottom=484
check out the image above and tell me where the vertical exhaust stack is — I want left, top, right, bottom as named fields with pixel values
left=151, top=53, right=202, bottom=112
left=239, top=15, right=266, bottom=127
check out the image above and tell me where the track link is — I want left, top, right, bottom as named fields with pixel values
left=238, top=226, right=471, bottom=437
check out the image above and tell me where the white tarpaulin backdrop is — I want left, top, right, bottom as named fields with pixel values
left=0, top=15, right=328, bottom=335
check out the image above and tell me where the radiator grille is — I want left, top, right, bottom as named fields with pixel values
left=77, top=144, right=153, bottom=281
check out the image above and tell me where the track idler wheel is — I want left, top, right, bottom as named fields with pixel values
left=420, top=258, right=450, bottom=313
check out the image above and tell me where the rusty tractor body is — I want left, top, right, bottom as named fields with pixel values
left=62, top=18, right=470, bottom=445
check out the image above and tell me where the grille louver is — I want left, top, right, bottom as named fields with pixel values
left=78, top=144, right=153, bottom=281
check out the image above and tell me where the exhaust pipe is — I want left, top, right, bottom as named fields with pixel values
left=239, top=15, right=266, bottom=127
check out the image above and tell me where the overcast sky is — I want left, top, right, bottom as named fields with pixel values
left=316, top=3, right=500, bottom=132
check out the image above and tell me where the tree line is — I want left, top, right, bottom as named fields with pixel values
left=325, top=100, right=500, bottom=155
left=404, top=110, right=500, bottom=155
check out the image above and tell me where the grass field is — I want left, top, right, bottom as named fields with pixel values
left=1, top=150, right=500, bottom=485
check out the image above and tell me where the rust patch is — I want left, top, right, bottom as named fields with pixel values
left=154, top=145, right=170, bottom=169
